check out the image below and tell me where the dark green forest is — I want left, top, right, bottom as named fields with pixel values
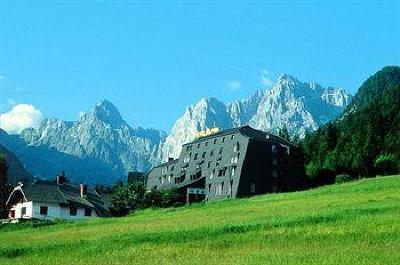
left=301, top=66, right=400, bottom=185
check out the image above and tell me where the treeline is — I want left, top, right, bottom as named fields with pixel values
left=0, top=155, right=11, bottom=219
left=300, top=66, right=400, bottom=186
left=109, top=181, right=184, bottom=216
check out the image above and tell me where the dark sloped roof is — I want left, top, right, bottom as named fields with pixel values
left=186, top=127, right=243, bottom=145
left=23, top=182, right=67, bottom=203
left=187, top=126, right=297, bottom=147
left=8, top=180, right=111, bottom=217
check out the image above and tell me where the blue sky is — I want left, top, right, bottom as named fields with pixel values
left=1, top=0, right=399, bottom=132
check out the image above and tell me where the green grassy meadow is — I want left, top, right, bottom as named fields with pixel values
left=1, top=175, right=399, bottom=265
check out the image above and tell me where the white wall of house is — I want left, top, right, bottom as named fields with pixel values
left=59, top=205, right=98, bottom=220
left=10, top=201, right=98, bottom=220
left=10, top=201, right=33, bottom=219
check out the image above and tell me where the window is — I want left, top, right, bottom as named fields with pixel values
left=210, top=169, right=215, bottom=179
left=231, top=166, right=236, bottom=176
left=170, top=166, right=175, bottom=171
left=234, top=142, right=240, bottom=152
left=184, top=153, right=191, bottom=163
left=227, top=180, right=233, bottom=196
left=175, top=175, right=185, bottom=184
left=194, top=153, right=198, bottom=160
left=231, top=154, right=239, bottom=164
left=222, top=137, right=225, bottom=143
left=213, top=139, right=218, bottom=144
left=207, top=161, right=211, bottom=168
left=272, top=144, right=277, bottom=154
left=21, top=207, right=26, bottom=216
left=218, top=167, right=227, bottom=177
left=197, top=143, right=201, bottom=148
left=215, top=183, right=222, bottom=195
left=168, top=175, right=172, bottom=183
left=208, top=184, right=212, bottom=194
left=250, top=183, right=256, bottom=193
left=205, top=142, right=209, bottom=146
left=186, top=145, right=192, bottom=151
left=70, top=206, right=77, bottom=216
left=231, top=135, right=235, bottom=140
left=40, top=206, right=48, bottom=215
left=202, top=152, right=206, bottom=159
left=218, top=147, right=223, bottom=155
left=85, top=208, right=92, bottom=217
left=210, top=150, right=214, bottom=157
left=159, top=177, right=162, bottom=184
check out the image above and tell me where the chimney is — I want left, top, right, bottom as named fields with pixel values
left=56, top=176, right=65, bottom=185
left=56, top=170, right=66, bottom=185
left=80, top=184, right=87, bottom=197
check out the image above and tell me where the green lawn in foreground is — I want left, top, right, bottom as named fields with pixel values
left=0, top=175, right=399, bottom=265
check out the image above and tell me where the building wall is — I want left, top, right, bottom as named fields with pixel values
left=10, top=201, right=98, bottom=220
left=147, top=128, right=306, bottom=203
left=10, top=201, right=33, bottom=219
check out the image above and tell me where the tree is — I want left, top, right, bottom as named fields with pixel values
left=375, top=154, right=398, bottom=176
left=279, top=126, right=290, bottom=141
left=0, top=154, right=8, bottom=189
left=0, top=154, right=10, bottom=219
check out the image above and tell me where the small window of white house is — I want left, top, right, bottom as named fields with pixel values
left=250, top=183, right=256, bottom=193
left=85, top=208, right=92, bottom=217
left=40, top=206, right=48, bottom=215
left=21, top=207, right=26, bottom=216
left=70, top=206, right=77, bottom=216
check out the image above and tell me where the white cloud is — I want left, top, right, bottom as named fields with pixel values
left=0, top=104, right=43, bottom=134
left=227, top=80, right=242, bottom=91
left=260, top=68, right=273, bottom=88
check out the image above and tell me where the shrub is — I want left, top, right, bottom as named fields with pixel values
left=374, top=154, right=398, bottom=176
left=335, top=174, right=352, bottom=183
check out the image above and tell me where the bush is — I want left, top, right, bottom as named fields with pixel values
left=335, top=174, right=352, bottom=183
left=374, top=154, right=398, bottom=176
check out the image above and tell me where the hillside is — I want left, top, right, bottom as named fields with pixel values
left=1, top=175, right=399, bottom=265
left=302, top=66, right=400, bottom=184
left=0, top=143, right=32, bottom=185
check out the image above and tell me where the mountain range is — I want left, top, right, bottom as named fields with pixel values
left=0, top=74, right=351, bottom=185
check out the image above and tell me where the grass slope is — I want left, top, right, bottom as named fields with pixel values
left=1, top=176, right=399, bottom=265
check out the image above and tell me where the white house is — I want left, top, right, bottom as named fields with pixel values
left=6, top=175, right=111, bottom=221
